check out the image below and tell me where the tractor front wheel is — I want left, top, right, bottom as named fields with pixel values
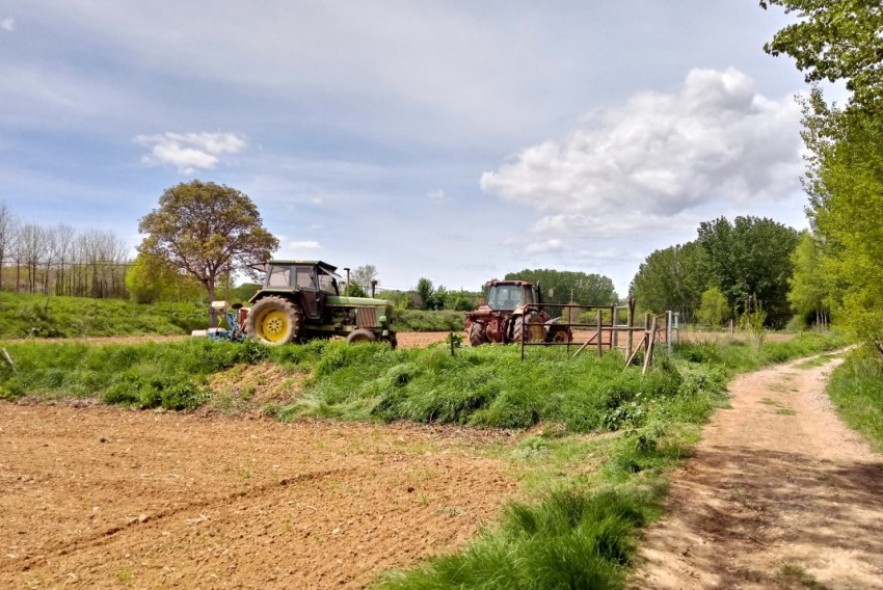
left=246, top=296, right=303, bottom=346
left=347, top=329, right=377, bottom=345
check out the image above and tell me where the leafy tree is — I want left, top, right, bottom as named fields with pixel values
left=415, top=277, right=435, bottom=310
left=351, top=264, right=378, bottom=294
left=697, top=287, right=732, bottom=328
left=629, top=241, right=709, bottom=321
left=787, top=231, right=831, bottom=327
left=227, top=282, right=261, bottom=304
left=760, top=0, right=883, bottom=109
left=125, top=253, right=203, bottom=304
left=138, top=181, right=278, bottom=325
left=803, top=104, right=883, bottom=353
left=343, top=281, right=368, bottom=297
left=503, top=269, right=617, bottom=305
left=697, top=216, right=799, bottom=328
left=763, top=3, right=883, bottom=352
left=0, top=202, right=17, bottom=291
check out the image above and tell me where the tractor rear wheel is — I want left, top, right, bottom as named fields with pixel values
left=548, top=326, right=573, bottom=344
left=246, top=296, right=303, bottom=346
left=468, top=322, right=485, bottom=346
left=512, top=313, right=545, bottom=344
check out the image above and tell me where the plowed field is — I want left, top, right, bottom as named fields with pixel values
left=0, top=405, right=520, bottom=589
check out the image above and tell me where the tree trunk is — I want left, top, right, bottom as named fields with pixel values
left=207, top=281, right=217, bottom=328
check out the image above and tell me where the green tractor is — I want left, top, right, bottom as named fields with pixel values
left=244, top=260, right=396, bottom=347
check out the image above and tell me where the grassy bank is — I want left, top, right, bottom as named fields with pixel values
left=0, top=330, right=846, bottom=589
left=0, top=291, right=206, bottom=338
left=827, top=346, right=883, bottom=452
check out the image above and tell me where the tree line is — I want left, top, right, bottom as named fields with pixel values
left=0, top=202, right=130, bottom=298
left=764, top=0, right=882, bottom=354
left=630, top=216, right=799, bottom=329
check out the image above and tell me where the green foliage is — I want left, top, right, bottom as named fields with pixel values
left=827, top=347, right=883, bottom=451
left=697, top=287, right=731, bottom=327
left=761, top=0, right=883, bottom=109
left=394, top=310, right=466, bottom=332
left=787, top=231, right=831, bottom=325
left=673, top=331, right=847, bottom=374
left=802, top=101, right=883, bottom=355
left=125, top=252, right=203, bottom=304
left=415, top=277, right=435, bottom=310
left=0, top=292, right=206, bottom=339
left=223, top=282, right=261, bottom=304
left=504, top=268, right=618, bottom=305
left=630, top=242, right=709, bottom=321
left=696, top=216, right=799, bottom=328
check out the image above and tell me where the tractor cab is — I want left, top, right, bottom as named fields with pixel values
left=485, top=281, right=539, bottom=311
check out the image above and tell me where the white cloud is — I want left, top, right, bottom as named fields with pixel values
left=524, top=238, right=564, bottom=255
left=289, top=240, right=321, bottom=250
left=133, top=132, right=246, bottom=173
left=480, top=68, right=804, bottom=236
left=0, top=17, right=13, bottom=32
left=427, top=189, right=445, bottom=200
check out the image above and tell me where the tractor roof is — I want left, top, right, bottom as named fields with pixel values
left=485, top=278, right=535, bottom=288
left=267, top=260, right=338, bottom=272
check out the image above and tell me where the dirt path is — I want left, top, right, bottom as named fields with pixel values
left=0, top=406, right=519, bottom=589
left=631, top=355, right=883, bottom=589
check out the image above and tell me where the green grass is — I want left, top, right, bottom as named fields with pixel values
left=780, top=565, right=830, bottom=589
left=378, top=487, right=657, bottom=590
left=0, top=291, right=206, bottom=338
left=672, top=331, right=848, bottom=373
left=827, top=346, right=883, bottom=451
left=0, top=338, right=270, bottom=409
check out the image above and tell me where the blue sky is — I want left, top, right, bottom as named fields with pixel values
left=1, top=1, right=824, bottom=295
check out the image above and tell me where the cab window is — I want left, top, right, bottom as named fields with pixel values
left=296, top=267, right=318, bottom=289
left=267, top=266, right=291, bottom=288
left=317, top=270, right=338, bottom=294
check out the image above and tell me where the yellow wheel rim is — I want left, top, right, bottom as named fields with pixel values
left=257, top=309, right=290, bottom=343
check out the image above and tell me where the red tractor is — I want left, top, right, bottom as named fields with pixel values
left=465, top=279, right=573, bottom=346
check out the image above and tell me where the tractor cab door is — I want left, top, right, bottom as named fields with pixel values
left=295, top=266, right=325, bottom=321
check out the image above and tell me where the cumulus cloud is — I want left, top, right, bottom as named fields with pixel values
left=0, top=17, right=13, bottom=32
left=290, top=240, right=321, bottom=250
left=480, top=68, right=803, bottom=232
left=134, top=132, right=246, bottom=173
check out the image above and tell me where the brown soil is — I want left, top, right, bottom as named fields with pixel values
left=630, top=355, right=883, bottom=589
left=0, top=406, right=520, bottom=589
left=1, top=332, right=453, bottom=349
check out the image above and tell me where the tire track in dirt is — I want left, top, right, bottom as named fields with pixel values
left=630, top=355, right=883, bottom=589
left=0, top=467, right=356, bottom=573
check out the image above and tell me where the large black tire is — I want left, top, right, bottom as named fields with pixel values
left=245, top=296, right=303, bottom=346
left=468, top=322, right=485, bottom=346
left=346, top=328, right=377, bottom=344
left=547, top=325, right=573, bottom=344
left=512, top=313, right=545, bottom=344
